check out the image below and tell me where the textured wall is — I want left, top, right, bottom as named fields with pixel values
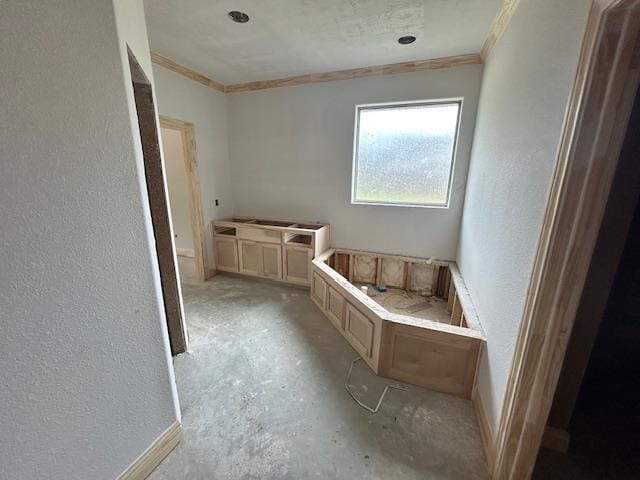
left=227, top=65, right=482, bottom=260
left=153, top=65, right=234, bottom=269
left=0, top=1, right=179, bottom=478
left=457, top=0, right=591, bottom=433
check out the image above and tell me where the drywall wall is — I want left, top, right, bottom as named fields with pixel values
left=0, top=1, right=179, bottom=479
left=457, top=0, right=591, bottom=433
left=162, top=127, right=194, bottom=252
left=153, top=64, right=234, bottom=269
left=227, top=65, right=483, bottom=260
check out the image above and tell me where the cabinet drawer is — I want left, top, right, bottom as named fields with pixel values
left=237, top=226, right=282, bottom=244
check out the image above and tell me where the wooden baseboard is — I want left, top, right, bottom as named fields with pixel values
left=206, top=268, right=216, bottom=279
left=176, top=248, right=195, bottom=258
left=117, top=421, right=182, bottom=480
left=472, top=387, right=495, bottom=474
left=541, top=426, right=570, bottom=453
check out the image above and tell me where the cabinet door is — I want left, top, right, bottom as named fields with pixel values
left=284, top=246, right=312, bottom=285
left=261, top=243, right=282, bottom=279
left=345, top=303, right=375, bottom=359
left=238, top=240, right=262, bottom=276
left=215, top=237, right=238, bottom=272
left=311, top=271, right=327, bottom=310
left=326, top=287, right=345, bottom=330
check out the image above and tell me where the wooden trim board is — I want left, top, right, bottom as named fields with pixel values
left=481, top=0, right=521, bottom=60
left=151, top=52, right=225, bottom=92
left=117, top=421, right=182, bottom=480
left=473, top=385, right=495, bottom=472
left=224, top=54, right=482, bottom=92
left=492, top=1, right=640, bottom=478
left=160, top=115, right=210, bottom=282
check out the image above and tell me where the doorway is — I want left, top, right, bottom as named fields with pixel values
left=159, top=116, right=209, bottom=284
left=128, top=50, right=188, bottom=355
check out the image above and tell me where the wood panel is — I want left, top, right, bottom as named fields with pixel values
left=409, top=263, right=435, bottom=294
left=345, top=303, right=375, bottom=359
left=472, top=386, right=496, bottom=472
left=151, top=52, right=225, bottom=92
left=492, top=2, right=640, bottom=478
left=214, top=237, right=238, bottom=272
left=117, top=421, right=182, bottom=480
left=311, top=271, right=328, bottom=310
left=326, top=287, right=346, bottom=330
left=261, top=243, right=282, bottom=279
left=225, top=54, right=482, bottom=92
left=284, top=245, right=312, bottom=285
left=380, top=322, right=481, bottom=399
left=238, top=240, right=262, bottom=276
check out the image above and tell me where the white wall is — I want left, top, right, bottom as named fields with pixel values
left=153, top=65, right=234, bottom=270
left=457, top=0, right=591, bottom=433
left=227, top=65, right=483, bottom=260
left=0, top=1, right=179, bottom=478
left=162, top=127, right=194, bottom=252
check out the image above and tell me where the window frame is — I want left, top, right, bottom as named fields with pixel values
left=350, top=98, right=463, bottom=209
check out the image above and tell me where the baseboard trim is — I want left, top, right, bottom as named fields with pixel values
left=117, top=421, right=182, bottom=480
left=541, top=426, right=570, bottom=453
left=176, top=248, right=195, bottom=258
left=472, top=387, right=495, bottom=474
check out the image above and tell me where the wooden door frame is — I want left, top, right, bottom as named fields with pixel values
left=492, top=1, right=640, bottom=478
left=159, top=115, right=209, bottom=282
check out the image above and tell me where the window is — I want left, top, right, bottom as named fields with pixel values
left=351, top=100, right=462, bottom=207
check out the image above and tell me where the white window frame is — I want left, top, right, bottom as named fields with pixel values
left=351, top=98, right=463, bottom=209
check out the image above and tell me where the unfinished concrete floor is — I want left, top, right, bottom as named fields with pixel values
left=149, top=257, right=488, bottom=480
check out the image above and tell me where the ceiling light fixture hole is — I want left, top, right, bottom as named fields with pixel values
left=398, top=35, right=416, bottom=45
left=228, top=10, right=250, bottom=23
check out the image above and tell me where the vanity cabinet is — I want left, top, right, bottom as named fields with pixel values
left=213, top=217, right=330, bottom=287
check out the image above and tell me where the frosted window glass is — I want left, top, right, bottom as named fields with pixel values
left=353, top=101, right=460, bottom=207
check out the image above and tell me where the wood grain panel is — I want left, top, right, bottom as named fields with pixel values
left=380, top=322, right=481, bottom=399
left=326, top=287, right=346, bottom=330
left=214, top=237, right=238, bottom=272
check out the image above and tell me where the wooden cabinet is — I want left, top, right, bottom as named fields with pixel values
left=345, top=303, right=375, bottom=360
left=284, top=245, right=312, bottom=285
left=311, top=271, right=327, bottom=309
left=238, top=240, right=282, bottom=279
left=261, top=243, right=282, bottom=279
left=213, top=217, right=330, bottom=287
left=215, top=237, right=238, bottom=272
left=326, top=287, right=345, bottom=330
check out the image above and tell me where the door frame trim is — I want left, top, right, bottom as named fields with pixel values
left=492, top=1, right=640, bottom=478
left=159, top=115, right=209, bottom=282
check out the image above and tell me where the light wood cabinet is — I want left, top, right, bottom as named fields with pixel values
left=261, top=243, right=282, bottom=279
left=326, top=287, right=345, bottom=330
left=238, top=240, right=282, bottom=279
left=213, top=217, right=330, bottom=287
left=215, top=236, right=239, bottom=272
left=311, top=271, right=327, bottom=309
left=345, top=303, right=375, bottom=359
left=284, top=245, right=312, bottom=285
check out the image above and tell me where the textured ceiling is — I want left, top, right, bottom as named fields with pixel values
left=144, top=0, right=502, bottom=85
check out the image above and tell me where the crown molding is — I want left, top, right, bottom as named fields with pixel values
left=224, top=54, right=482, bottom=92
left=481, top=0, right=521, bottom=60
left=150, top=52, right=225, bottom=92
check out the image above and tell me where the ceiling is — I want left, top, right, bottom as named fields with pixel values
left=144, top=0, right=502, bottom=85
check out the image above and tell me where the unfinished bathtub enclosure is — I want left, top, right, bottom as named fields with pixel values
left=212, top=216, right=485, bottom=400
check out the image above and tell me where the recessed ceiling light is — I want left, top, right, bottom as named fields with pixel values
left=398, top=35, right=416, bottom=45
left=228, top=10, right=250, bottom=23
